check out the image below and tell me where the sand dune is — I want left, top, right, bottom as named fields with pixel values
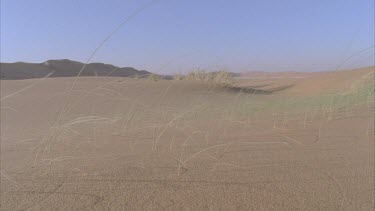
left=1, top=66, right=374, bottom=210
left=236, top=66, right=374, bottom=96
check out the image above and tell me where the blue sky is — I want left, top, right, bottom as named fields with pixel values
left=1, top=0, right=374, bottom=73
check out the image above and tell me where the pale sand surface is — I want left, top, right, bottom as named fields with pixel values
left=1, top=70, right=374, bottom=210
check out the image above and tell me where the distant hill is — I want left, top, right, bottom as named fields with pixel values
left=0, top=59, right=153, bottom=79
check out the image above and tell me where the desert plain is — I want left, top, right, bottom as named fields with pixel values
left=0, top=65, right=374, bottom=210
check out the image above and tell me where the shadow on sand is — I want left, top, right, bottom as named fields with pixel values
left=219, top=84, right=294, bottom=95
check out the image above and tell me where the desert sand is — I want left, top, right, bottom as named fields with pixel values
left=1, top=67, right=374, bottom=210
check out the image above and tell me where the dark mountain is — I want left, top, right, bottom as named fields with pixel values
left=0, top=59, right=153, bottom=79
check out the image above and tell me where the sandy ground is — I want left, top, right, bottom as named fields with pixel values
left=236, top=67, right=374, bottom=96
left=1, top=72, right=374, bottom=210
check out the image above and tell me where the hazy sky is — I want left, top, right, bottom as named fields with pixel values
left=1, top=0, right=374, bottom=73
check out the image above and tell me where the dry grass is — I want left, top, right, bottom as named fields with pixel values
left=1, top=1, right=373, bottom=207
left=182, top=70, right=234, bottom=87
left=147, top=74, right=162, bottom=81
left=1, top=69, right=374, bottom=209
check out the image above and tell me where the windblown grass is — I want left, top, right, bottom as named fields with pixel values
left=181, top=70, right=234, bottom=88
